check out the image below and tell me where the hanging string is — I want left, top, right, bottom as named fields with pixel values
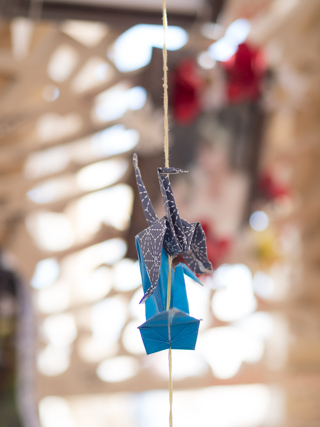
left=166, top=254, right=173, bottom=427
left=162, top=1, right=173, bottom=426
left=166, top=256, right=172, bottom=310
left=162, top=0, right=170, bottom=168
left=168, top=346, right=173, bottom=427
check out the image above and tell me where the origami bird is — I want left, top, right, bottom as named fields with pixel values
left=133, top=154, right=212, bottom=303
left=136, top=235, right=203, bottom=354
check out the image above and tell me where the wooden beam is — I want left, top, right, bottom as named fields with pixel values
left=1, top=1, right=197, bottom=28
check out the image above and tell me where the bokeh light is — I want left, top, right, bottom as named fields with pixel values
left=97, top=356, right=139, bottom=382
left=113, top=24, right=188, bottom=72
left=250, top=211, right=269, bottom=231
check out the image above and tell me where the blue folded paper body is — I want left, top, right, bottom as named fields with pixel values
left=136, top=237, right=202, bottom=355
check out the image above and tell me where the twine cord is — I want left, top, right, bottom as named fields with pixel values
left=168, top=347, right=173, bottom=427
left=162, top=1, right=173, bottom=426
left=166, top=255, right=172, bottom=311
left=166, top=254, right=173, bottom=427
left=163, top=0, right=170, bottom=168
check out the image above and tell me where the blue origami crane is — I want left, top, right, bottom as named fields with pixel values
left=136, top=237, right=202, bottom=354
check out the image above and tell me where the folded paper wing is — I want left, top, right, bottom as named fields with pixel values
left=136, top=237, right=202, bottom=354
left=181, top=221, right=213, bottom=274
left=137, top=218, right=167, bottom=303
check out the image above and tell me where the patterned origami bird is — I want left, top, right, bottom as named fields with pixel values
left=133, top=154, right=212, bottom=303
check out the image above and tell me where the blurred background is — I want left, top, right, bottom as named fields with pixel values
left=0, top=0, right=320, bottom=426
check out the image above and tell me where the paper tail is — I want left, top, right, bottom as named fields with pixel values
left=138, top=308, right=201, bottom=355
left=139, top=283, right=157, bottom=304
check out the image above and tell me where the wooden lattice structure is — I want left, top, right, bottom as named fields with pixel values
left=0, top=0, right=320, bottom=426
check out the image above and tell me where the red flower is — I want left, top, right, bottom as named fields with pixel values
left=221, top=42, right=266, bottom=103
left=201, top=222, right=231, bottom=270
left=172, top=58, right=203, bottom=124
left=259, top=172, right=289, bottom=201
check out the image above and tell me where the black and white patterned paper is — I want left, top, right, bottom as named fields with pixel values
left=133, top=154, right=212, bottom=303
